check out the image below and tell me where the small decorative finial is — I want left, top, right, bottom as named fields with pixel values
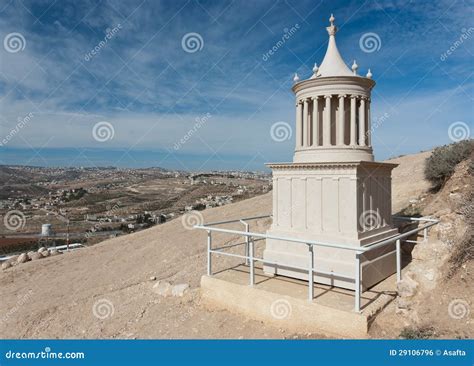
left=366, top=68, right=372, bottom=79
left=352, top=60, right=358, bottom=75
left=326, top=13, right=337, bottom=36
left=293, top=73, right=300, bottom=83
left=312, top=63, right=319, bottom=74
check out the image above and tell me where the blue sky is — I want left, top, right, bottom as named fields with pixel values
left=0, top=0, right=472, bottom=171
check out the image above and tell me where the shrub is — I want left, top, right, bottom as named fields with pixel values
left=399, top=326, right=436, bottom=339
left=424, top=140, right=473, bottom=190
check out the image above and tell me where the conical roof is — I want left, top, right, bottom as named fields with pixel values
left=316, top=14, right=353, bottom=77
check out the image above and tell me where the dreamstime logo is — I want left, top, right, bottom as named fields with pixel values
left=84, top=23, right=122, bottom=61
left=92, top=121, right=115, bottom=142
left=181, top=210, right=203, bottom=230
left=3, top=32, right=26, bottom=53
left=359, top=210, right=381, bottom=231
left=448, top=121, right=470, bottom=142
left=270, top=121, right=292, bottom=142
left=359, top=32, right=381, bottom=53
left=174, top=112, right=212, bottom=151
left=440, top=27, right=474, bottom=61
left=0, top=112, right=34, bottom=147
left=262, top=23, right=300, bottom=61
left=3, top=210, right=26, bottom=231
left=270, top=299, right=292, bottom=319
left=92, top=299, right=115, bottom=319
left=448, top=299, right=470, bottom=319
left=181, top=32, right=204, bottom=53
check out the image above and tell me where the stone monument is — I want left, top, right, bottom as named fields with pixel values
left=263, top=15, right=398, bottom=290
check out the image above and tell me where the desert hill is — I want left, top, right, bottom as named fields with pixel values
left=1, top=149, right=471, bottom=339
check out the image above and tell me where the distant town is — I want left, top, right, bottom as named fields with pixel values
left=0, top=165, right=271, bottom=256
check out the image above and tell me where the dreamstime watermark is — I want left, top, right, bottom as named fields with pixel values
left=440, top=27, right=474, bottom=61
left=359, top=32, right=381, bottom=53
left=270, top=299, right=292, bottom=319
left=173, top=113, right=212, bottom=151
left=270, top=121, right=292, bottom=142
left=181, top=210, right=203, bottom=230
left=3, top=210, right=26, bottom=231
left=84, top=24, right=122, bottom=61
left=359, top=210, right=381, bottom=231
left=92, top=298, right=115, bottom=320
left=448, top=121, right=471, bottom=142
left=3, top=32, right=26, bottom=53
left=85, top=201, right=121, bottom=238
left=262, top=24, right=300, bottom=61
left=92, top=121, right=115, bottom=142
left=5, top=347, right=85, bottom=360
left=0, top=112, right=34, bottom=147
left=181, top=32, right=204, bottom=53
left=0, top=289, right=34, bottom=324
left=448, top=299, right=470, bottom=319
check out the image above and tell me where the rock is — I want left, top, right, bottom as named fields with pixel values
left=49, top=250, right=62, bottom=256
left=38, top=247, right=47, bottom=253
left=396, top=297, right=412, bottom=309
left=152, top=281, right=172, bottom=297
left=27, top=251, right=36, bottom=260
left=17, top=253, right=30, bottom=264
left=397, top=274, right=418, bottom=298
left=411, top=243, right=437, bottom=261
left=1, top=261, right=12, bottom=270
left=29, top=252, right=44, bottom=261
left=149, top=276, right=157, bottom=281
left=424, top=269, right=435, bottom=281
left=172, top=283, right=189, bottom=297
left=41, top=250, right=50, bottom=258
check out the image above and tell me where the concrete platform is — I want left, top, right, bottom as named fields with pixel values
left=201, top=265, right=397, bottom=338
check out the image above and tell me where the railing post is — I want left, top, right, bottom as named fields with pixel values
left=423, top=228, right=428, bottom=242
left=244, top=222, right=250, bottom=265
left=396, top=239, right=401, bottom=282
left=207, top=230, right=212, bottom=276
left=249, top=236, right=254, bottom=286
left=354, top=253, right=361, bottom=312
left=308, top=245, right=314, bottom=302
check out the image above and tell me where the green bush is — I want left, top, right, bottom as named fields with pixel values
left=424, top=140, right=473, bottom=190
left=399, top=326, right=436, bottom=339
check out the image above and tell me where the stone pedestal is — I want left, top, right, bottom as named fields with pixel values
left=263, top=161, right=398, bottom=290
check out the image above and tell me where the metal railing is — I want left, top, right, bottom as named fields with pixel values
left=194, top=215, right=439, bottom=313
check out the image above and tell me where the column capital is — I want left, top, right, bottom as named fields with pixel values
left=359, top=96, right=368, bottom=101
left=311, top=96, right=319, bottom=101
left=338, top=94, right=347, bottom=99
left=324, top=94, right=332, bottom=99
left=350, top=94, right=358, bottom=99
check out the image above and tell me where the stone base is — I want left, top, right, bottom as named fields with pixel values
left=201, top=271, right=395, bottom=338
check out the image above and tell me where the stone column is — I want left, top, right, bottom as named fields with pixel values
left=366, top=98, right=371, bottom=147
left=303, top=99, right=309, bottom=147
left=323, top=95, right=331, bottom=146
left=312, top=97, right=319, bottom=146
left=358, top=97, right=366, bottom=146
left=295, top=101, right=302, bottom=148
left=338, top=94, right=346, bottom=146
left=350, top=95, right=357, bottom=146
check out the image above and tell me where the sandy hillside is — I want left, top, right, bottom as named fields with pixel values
left=0, top=151, right=432, bottom=339
left=386, top=150, right=432, bottom=213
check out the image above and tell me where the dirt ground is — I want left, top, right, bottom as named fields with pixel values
left=2, top=150, right=470, bottom=339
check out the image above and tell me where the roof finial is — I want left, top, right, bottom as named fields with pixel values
left=293, top=73, right=300, bottom=83
left=366, top=68, right=372, bottom=79
left=312, top=63, right=319, bottom=74
left=352, top=60, right=358, bottom=75
left=326, top=13, right=337, bottom=36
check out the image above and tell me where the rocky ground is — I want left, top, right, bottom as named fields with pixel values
left=0, top=151, right=472, bottom=339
